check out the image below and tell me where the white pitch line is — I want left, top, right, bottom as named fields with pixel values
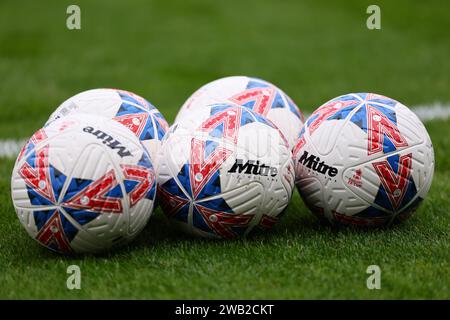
left=0, top=104, right=448, bottom=160
left=409, top=103, right=450, bottom=122
left=0, top=139, right=26, bottom=160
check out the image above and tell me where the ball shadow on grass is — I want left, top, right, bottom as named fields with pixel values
left=112, top=203, right=418, bottom=255
left=22, top=202, right=418, bottom=261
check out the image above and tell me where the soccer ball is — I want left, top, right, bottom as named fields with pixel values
left=175, top=76, right=304, bottom=149
left=293, top=93, right=434, bottom=226
left=47, top=88, right=169, bottom=162
left=157, top=103, right=295, bottom=238
left=11, top=114, right=156, bottom=253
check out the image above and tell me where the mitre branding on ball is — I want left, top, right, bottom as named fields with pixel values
left=82, top=126, right=133, bottom=157
left=297, top=151, right=338, bottom=177
left=157, top=103, right=295, bottom=239
left=11, top=114, right=156, bottom=253
left=293, top=93, right=434, bottom=226
left=175, top=76, right=304, bottom=149
left=228, top=159, right=278, bottom=177
left=47, top=88, right=169, bottom=162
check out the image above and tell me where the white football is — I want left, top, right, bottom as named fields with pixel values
left=175, top=76, right=304, bottom=149
left=47, top=88, right=169, bottom=162
left=293, top=93, right=434, bottom=226
left=157, top=103, right=295, bottom=238
left=11, top=114, right=156, bottom=253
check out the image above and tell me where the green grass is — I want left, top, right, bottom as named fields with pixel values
left=0, top=0, right=449, bottom=299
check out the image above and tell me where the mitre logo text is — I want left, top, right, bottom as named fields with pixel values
left=228, top=159, right=278, bottom=177
left=83, top=126, right=132, bottom=158
left=298, top=150, right=338, bottom=177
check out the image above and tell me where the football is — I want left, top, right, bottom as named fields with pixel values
left=174, top=76, right=304, bottom=149
left=11, top=114, right=156, bottom=253
left=157, top=103, right=295, bottom=238
left=293, top=93, right=434, bottom=226
left=47, top=88, right=169, bottom=162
